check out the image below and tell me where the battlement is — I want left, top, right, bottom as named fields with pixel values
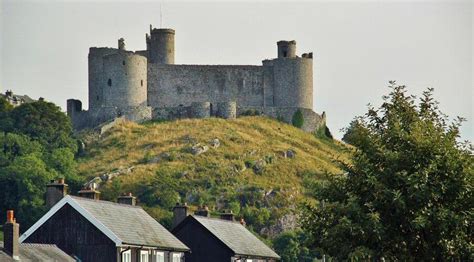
left=150, top=28, right=175, bottom=35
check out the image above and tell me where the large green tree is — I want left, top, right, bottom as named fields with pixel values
left=301, top=82, right=473, bottom=260
left=0, top=100, right=80, bottom=229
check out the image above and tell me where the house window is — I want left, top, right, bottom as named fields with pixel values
left=171, top=253, right=182, bottom=262
left=108, top=79, right=112, bottom=86
left=140, top=250, right=149, bottom=262
left=155, top=251, right=165, bottom=262
left=122, top=250, right=131, bottom=262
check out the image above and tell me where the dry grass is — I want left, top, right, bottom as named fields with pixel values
left=77, top=116, right=351, bottom=226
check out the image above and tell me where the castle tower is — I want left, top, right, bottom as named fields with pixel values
left=146, top=26, right=175, bottom=64
left=277, top=40, right=297, bottom=58
left=268, top=40, right=313, bottom=109
left=88, top=47, right=118, bottom=110
left=102, top=51, right=148, bottom=110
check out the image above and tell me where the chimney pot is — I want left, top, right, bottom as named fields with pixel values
left=6, top=210, right=14, bottom=223
left=4, top=210, right=20, bottom=259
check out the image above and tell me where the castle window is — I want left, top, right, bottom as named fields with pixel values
left=97, top=95, right=99, bottom=101
left=283, top=51, right=287, bottom=57
left=108, top=79, right=112, bottom=86
left=122, top=60, right=126, bottom=65
left=141, top=80, right=143, bottom=87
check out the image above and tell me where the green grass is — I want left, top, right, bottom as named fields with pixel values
left=77, top=116, right=351, bottom=234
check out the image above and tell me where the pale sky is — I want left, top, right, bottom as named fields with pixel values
left=1, top=0, right=472, bottom=141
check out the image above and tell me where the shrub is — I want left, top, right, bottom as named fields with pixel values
left=292, top=109, right=304, bottom=128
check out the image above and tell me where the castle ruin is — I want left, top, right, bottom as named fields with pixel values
left=67, top=26, right=326, bottom=132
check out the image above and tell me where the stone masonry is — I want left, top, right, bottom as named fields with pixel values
left=67, top=25, right=326, bottom=132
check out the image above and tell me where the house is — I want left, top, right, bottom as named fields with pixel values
left=172, top=204, right=280, bottom=262
left=0, top=210, right=75, bottom=261
left=20, top=179, right=189, bottom=262
left=1, top=90, right=35, bottom=107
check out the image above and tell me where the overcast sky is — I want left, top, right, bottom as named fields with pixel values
left=1, top=0, right=472, bottom=141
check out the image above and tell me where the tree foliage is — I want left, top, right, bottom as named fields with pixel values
left=273, top=230, right=317, bottom=262
left=301, top=82, right=473, bottom=260
left=0, top=100, right=79, bottom=229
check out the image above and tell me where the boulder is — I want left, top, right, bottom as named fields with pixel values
left=190, top=144, right=209, bottom=155
left=210, top=138, right=220, bottom=148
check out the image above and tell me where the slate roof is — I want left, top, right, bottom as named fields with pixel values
left=0, top=241, right=75, bottom=261
left=68, top=196, right=189, bottom=251
left=20, top=195, right=189, bottom=252
left=190, top=216, right=280, bottom=259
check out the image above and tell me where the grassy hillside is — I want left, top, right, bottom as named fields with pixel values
left=77, top=116, right=351, bottom=235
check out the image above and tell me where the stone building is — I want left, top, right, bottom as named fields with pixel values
left=68, top=26, right=326, bottom=132
left=1, top=90, right=35, bottom=107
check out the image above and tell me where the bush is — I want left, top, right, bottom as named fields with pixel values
left=292, top=109, right=304, bottom=128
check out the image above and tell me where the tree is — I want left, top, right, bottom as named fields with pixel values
left=0, top=96, right=13, bottom=131
left=0, top=101, right=80, bottom=229
left=8, top=101, right=77, bottom=152
left=292, top=109, right=304, bottom=128
left=273, top=230, right=315, bottom=262
left=301, top=81, right=473, bottom=260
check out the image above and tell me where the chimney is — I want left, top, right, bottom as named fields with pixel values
left=4, top=210, right=20, bottom=260
left=117, top=192, right=136, bottom=206
left=78, top=183, right=100, bottom=200
left=172, top=203, right=188, bottom=229
left=194, top=205, right=210, bottom=217
left=46, top=178, right=68, bottom=209
left=220, top=210, right=235, bottom=221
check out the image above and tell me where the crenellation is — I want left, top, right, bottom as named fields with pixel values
left=68, top=26, right=326, bottom=133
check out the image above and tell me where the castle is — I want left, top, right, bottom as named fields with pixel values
left=67, top=25, right=326, bottom=132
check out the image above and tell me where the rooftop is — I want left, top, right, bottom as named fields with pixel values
left=21, top=195, right=189, bottom=251
left=177, top=215, right=280, bottom=259
left=0, top=241, right=75, bottom=261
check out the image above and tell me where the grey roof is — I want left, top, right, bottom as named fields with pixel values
left=0, top=241, right=75, bottom=261
left=191, top=216, right=280, bottom=259
left=70, top=196, right=189, bottom=251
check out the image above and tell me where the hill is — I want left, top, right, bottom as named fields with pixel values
left=76, top=116, right=351, bottom=237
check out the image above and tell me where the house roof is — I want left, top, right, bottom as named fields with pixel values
left=0, top=241, right=75, bottom=261
left=179, top=215, right=280, bottom=259
left=20, top=195, right=189, bottom=252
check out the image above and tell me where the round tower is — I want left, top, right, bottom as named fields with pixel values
left=277, top=40, right=296, bottom=59
left=146, top=27, right=175, bottom=64
left=272, top=57, right=313, bottom=109
left=102, top=52, right=147, bottom=110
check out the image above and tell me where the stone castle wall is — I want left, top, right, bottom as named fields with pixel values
left=148, top=64, right=265, bottom=108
